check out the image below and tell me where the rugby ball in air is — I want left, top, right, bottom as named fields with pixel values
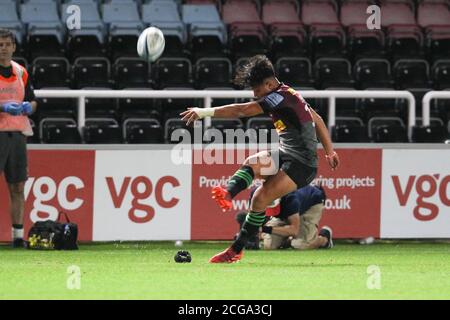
left=137, top=27, right=165, bottom=62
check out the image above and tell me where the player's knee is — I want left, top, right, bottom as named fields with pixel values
left=242, top=158, right=260, bottom=177
left=251, top=188, right=271, bottom=210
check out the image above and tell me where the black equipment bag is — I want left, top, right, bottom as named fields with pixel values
left=27, top=212, right=78, bottom=250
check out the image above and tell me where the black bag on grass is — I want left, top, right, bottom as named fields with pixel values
left=27, top=212, right=78, bottom=250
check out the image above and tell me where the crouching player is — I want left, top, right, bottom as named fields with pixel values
left=236, top=184, right=333, bottom=250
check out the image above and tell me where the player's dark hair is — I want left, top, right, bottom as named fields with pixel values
left=234, top=55, right=275, bottom=88
left=0, top=29, right=15, bottom=44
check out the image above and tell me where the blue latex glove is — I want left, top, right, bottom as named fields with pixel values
left=21, top=101, right=33, bottom=115
left=2, top=102, right=23, bottom=116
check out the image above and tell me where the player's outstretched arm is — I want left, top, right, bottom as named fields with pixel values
left=180, top=102, right=264, bottom=126
left=310, top=108, right=340, bottom=170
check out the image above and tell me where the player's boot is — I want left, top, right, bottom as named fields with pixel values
left=211, top=186, right=232, bottom=212
left=319, top=226, right=334, bottom=249
left=209, top=246, right=243, bottom=263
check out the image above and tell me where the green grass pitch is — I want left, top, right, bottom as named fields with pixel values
left=1, top=241, right=449, bottom=300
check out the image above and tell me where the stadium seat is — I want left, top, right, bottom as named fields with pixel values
left=301, top=0, right=339, bottom=26
left=380, top=0, right=417, bottom=28
left=210, top=118, right=243, bottom=131
left=357, top=87, right=404, bottom=121
left=263, top=0, right=305, bottom=60
left=223, top=0, right=267, bottom=58
left=332, top=124, right=369, bottom=143
left=368, top=116, right=408, bottom=142
left=354, top=59, right=393, bottom=89
left=393, top=59, right=432, bottom=89
left=262, top=0, right=307, bottom=60
left=83, top=87, right=117, bottom=119
left=40, top=118, right=82, bottom=144
left=123, top=118, right=164, bottom=144
left=325, top=88, right=361, bottom=118
left=222, top=0, right=261, bottom=25
left=275, top=57, right=315, bottom=88
left=418, top=0, right=450, bottom=30
left=141, top=1, right=187, bottom=57
left=204, top=118, right=244, bottom=143
left=340, top=0, right=373, bottom=27
left=183, top=3, right=222, bottom=25
left=315, top=58, right=355, bottom=89
left=416, top=117, right=446, bottom=130
left=185, top=0, right=220, bottom=6
left=20, top=1, right=65, bottom=59
left=419, top=1, right=450, bottom=62
left=430, top=88, right=450, bottom=123
left=412, top=125, right=448, bottom=143
left=83, top=118, right=122, bottom=144
left=310, top=24, right=346, bottom=60
left=61, top=1, right=106, bottom=60
left=164, top=118, right=196, bottom=143
left=154, top=58, right=192, bottom=89
left=34, top=87, right=77, bottom=121
left=204, top=86, right=236, bottom=107
left=113, top=58, right=151, bottom=89
left=158, top=87, right=200, bottom=118
left=341, top=1, right=385, bottom=59
left=269, top=23, right=307, bottom=60
left=118, top=88, right=160, bottom=123
left=32, top=57, right=71, bottom=89
left=102, top=1, right=144, bottom=59
left=194, top=58, right=232, bottom=89
left=72, top=57, right=111, bottom=88
left=302, top=0, right=345, bottom=59
left=0, top=1, right=24, bottom=48
left=246, top=117, right=278, bottom=144
left=426, top=28, right=450, bottom=62
left=182, top=4, right=226, bottom=59
left=262, top=0, right=300, bottom=26
left=347, top=25, right=385, bottom=60
left=335, top=116, right=364, bottom=127
left=432, top=60, right=450, bottom=90
left=374, top=124, right=409, bottom=143
left=379, top=1, right=424, bottom=60
left=386, top=25, right=424, bottom=61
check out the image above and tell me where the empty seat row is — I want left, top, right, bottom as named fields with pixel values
left=277, top=57, right=450, bottom=90
left=25, top=56, right=234, bottom=89
left=2, top=0, right=450, bottom=62
left=30, top=115, right=450, bottom=144
left=24, top=56, right=450, bottom=91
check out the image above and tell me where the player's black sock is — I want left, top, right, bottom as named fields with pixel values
left=226, top=165, right=254, bottom=198
left=231, top=210, right=265, bottom=253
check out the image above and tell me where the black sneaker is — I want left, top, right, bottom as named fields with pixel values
left=319, top=226, right=334, bottom=249
left=12, top=238, right=25, bottom=248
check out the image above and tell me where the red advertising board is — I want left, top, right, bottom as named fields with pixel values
left=190, top=149, right=256, bottom=240
left=0, top=150, right=95, bottom=242
left=316, top=149, right=382, bottom=238
left=190, top=148, right=382, bottom=240
left=3, top=146, right=443, bottom=242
